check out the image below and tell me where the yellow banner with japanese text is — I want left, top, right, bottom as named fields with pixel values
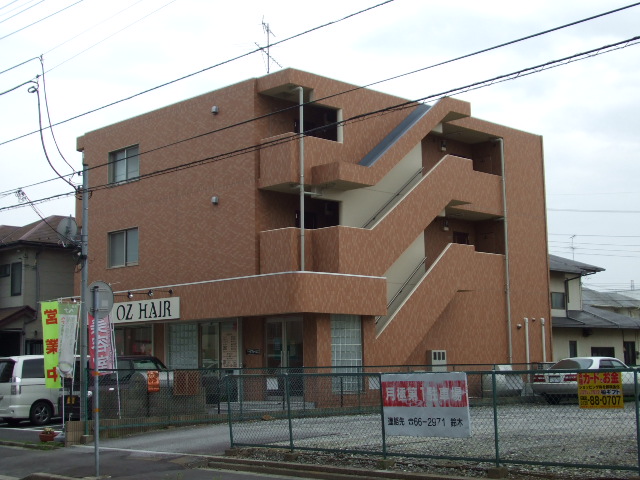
left=578, top=371, right=624, bottom=409
left=40, top=301, right=61, bottom=388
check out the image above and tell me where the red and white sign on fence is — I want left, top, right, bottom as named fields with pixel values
left=381, top=372, right=471, bottom=438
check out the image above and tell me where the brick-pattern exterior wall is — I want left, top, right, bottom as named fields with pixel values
left=75, top=68, right=550, bottom=369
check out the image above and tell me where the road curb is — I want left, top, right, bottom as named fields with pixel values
left=205, top=455, right=472, bottom=480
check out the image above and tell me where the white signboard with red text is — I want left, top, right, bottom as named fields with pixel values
left=381, top=372, right=471, bottom=438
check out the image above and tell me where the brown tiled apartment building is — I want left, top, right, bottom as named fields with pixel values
left=76, top=68, right=551, bottom=372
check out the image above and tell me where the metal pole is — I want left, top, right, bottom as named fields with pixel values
left=496, top=138, right=513, bottom=363
left=80, top=161, right=89, bottom=427
left=492, top=370, right=500, bottom=467
left=91, top=285, right=100, bottom=477
left=634, top=369, right=640, bottom=475
left=541, top=318, right=547, bottom=363
left=285, top=373, right=294, bottom=452
left=378, top=373, right=387, bottom=459
left=296, top=86, right=305, bottom=271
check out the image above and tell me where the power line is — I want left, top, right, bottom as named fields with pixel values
left=1, top=34, right=638, bottom=214
left=5, top=0, right=636, bottom=149
left=0, top=0, right=44, bottom=25
left=0, top=0, right=397, bottom=146
left=3, top=2, right=638, bottom=200
left=550, top=233, right=640, bottom=238
left=0, top=0, right=85, bottom=41
left=548, top=208, right=640, bottom=213
left=46, top=0, right=178, bottom=73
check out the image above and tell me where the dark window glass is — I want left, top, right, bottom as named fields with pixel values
left=551, top=292, right=565, bottom=309
left=22, top=359, right=44, bottom=378
left=11, top=262, right=22, bottom=296
left=0, top=360, right=15, bottom=382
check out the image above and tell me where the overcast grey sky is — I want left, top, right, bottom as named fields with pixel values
left=1, top=0, right=639, bottom=291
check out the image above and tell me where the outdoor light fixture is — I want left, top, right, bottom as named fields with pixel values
left=147, top=290, right=154, bottom=297
left=127, top=291, right=134, bottom=299
left=440, top=139, right=447, bottom=152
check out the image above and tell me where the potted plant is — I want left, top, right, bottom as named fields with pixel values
left=38, top=427, right=57, bottom=442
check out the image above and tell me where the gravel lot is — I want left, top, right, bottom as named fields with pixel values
left=230, top=401, right=640, bottom=479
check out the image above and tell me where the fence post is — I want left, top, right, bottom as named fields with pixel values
left=635, top=369, right=640, bottom=475
left=378, top=373, right=387, bottom=459
left=491, top=369, right=501, bottom=467
left=285, top=373, right=294, bottom=452
left=226, top=375, right=235, bottom=448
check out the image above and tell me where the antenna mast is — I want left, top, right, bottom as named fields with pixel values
left=257, top=18, right=282, bottom=74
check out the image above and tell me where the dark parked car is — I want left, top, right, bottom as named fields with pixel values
left=59, top=355, right=170, bottom=420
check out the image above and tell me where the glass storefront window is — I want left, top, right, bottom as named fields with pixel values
left=114, top=325, right=152, bottom=356
left=201, top=323, right=219, bottom=369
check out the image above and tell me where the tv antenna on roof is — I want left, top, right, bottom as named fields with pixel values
left=256, top=17, right=282, bottom=74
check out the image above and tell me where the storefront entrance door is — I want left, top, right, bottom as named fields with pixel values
left=266, top=317, right=303, bottom=397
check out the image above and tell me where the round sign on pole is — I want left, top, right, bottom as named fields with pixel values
left=88, top=281, right=114, bottom=320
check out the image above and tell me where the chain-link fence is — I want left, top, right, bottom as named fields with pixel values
left=63, top=365, right=640, bottom=475
left=226, top=368, right=640, bottom=475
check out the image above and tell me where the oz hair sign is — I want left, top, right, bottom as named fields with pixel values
left=111, top=297, right=180, bottom=323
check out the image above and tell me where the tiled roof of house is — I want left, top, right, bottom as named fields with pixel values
left=548, top=254, right=604, bottom=275
left=0, top=215, right=72, bottom=247
left=552, top=305, right=640, bottom=329
left=582, top=287, right=640, bottom=310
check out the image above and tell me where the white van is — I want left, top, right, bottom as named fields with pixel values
left=0, top=355, right=59, bottom=426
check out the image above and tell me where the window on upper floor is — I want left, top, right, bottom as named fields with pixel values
left=10, top=261, right=22, bottom=296
left=108, top=145, right=139, bottom=183
left=108, top=228, right=139, bottom=268
left=551, top=292, right=566, bottom=309
left=0, top=264, right=9, bottom=277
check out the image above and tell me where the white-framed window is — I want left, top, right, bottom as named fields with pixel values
left=109, top=145, right=139, bottom=183
left=108, top=228, right=139, bottom=267
left=551, top=292, right=566, bottom=309
left=331, top=314, right=362, bottom=393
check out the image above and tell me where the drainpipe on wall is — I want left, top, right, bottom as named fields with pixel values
left=541, top=318, right=547, bottom=363
left=496, top=138, right=513, bottom=363
left=525, top=318, right=531, bottom=366
left=295, top=86, right=305, bottom=271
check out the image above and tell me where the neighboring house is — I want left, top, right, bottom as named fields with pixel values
left=75, top=68, right=550, bottom=371
left=549, top=254, right=640, bottom=365
left=583, top=288, right=640, bottom=319
left=0, top=216, right=77, bottom=356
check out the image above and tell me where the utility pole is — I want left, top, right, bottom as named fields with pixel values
left=79, top=161, right=89, bottom=423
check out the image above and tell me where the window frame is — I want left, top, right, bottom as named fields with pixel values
left=550, top=292, right=566, bottom=309
left=10, top=261, right=22, bottom=296
left=108, top=227, right=139, bottom=268
left=0, top=264, right=9, bottom=277
left=108, top=145, right=139, bottom=184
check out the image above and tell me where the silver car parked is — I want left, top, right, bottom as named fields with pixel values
left=532, top=356, right=638, bottom=404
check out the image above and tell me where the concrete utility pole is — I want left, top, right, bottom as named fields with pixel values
left=80, top=162, right=89, bottom=422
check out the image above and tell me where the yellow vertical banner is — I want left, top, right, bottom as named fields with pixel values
left=40, top=301, right=61, bottom=389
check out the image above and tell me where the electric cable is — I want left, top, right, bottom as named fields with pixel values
left=2, top=33, right=638, bottom=213
left=0, top=0, right=25, bottom=12
left=46, top=0, right=177, bottom=73
left=0, top=55, right=39, bottom=76
left=0, top=0, right=85, bottom=41
left=0, top=0, right=395, bottom=145
left=28, top=79, right=76, bottom=188
left=38, top=55, right=75, bottom=173
left=0, top=0, right=44, bottom=25
left=1, top=0, right=637, bottom=156
left=41, top=0, right=145, bottom=59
